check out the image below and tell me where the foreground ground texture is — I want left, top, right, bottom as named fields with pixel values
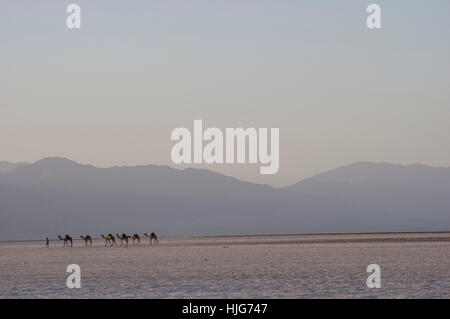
left=0, top=232, right=449, bottom=298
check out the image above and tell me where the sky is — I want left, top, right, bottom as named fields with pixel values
left=1, top=0, right=450, bottom=187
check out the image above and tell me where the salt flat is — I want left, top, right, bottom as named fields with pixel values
left=0, top=233, right=449, bottom=298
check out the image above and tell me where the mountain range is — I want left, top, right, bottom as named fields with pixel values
left=0, top=158, right=449, bottom=239
left=0, top=161, right=30, bottom=173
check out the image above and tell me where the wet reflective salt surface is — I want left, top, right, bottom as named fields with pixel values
left=0, top=233, right=449, bottom=298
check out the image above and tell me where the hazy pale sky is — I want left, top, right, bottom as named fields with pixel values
left=1, top=0, right=450, bottom=186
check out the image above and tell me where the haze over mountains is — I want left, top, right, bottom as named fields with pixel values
left=0, top=158, right=449, bottom=240
left=0, top=161, right=30, bottom=173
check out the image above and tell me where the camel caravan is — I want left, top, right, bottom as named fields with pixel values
left=54, top=232, right=158, bottom=248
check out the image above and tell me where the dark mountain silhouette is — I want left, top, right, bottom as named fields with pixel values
left=0, top=158, right=449, bottom=239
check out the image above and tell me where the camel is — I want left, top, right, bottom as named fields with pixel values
left=100, top=234, right=109, bottom=246
left=144, top=232, right=158, bottom=245
left=108, top=233, right=117, bottom=246
left=80, top=235, right=92, bottom=247
left=116, top=233, right=129, bottom=246
left=57, top=235, right=73, bottom=247
left=100, top=234, right=116, bottom=246
left=130, top=233, right=141, bottom=246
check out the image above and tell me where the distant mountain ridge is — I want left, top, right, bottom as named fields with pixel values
left=0, top=158, right=449, bottom=239
left=0, top=161, right=30, bottom=173
left=283, top=161, right=450, bottom=232
left=286, top=162, right=450, bottom=188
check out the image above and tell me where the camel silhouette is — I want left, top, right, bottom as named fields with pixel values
left=130, top=233, right=141, bottom=246
left=144, top=232, right=158, bottom=245
left=116, top=233, right=129, bottom=246
left=80, top=235, right=92, bottom=247
left=57, top=235, right=73, bottom=247
left=100, top=234, right=116, bottom=246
